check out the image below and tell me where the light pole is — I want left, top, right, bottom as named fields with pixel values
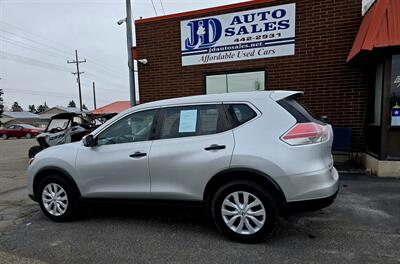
left=119, top=0, right=136, bottom=107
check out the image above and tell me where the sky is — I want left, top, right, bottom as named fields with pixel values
left=0, top=0, right=246, bottom=111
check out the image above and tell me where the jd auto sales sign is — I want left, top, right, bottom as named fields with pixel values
left=180, top=3, right=296, bottom=66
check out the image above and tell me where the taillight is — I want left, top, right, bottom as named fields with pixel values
left=280, top=122, right=329, bottom=146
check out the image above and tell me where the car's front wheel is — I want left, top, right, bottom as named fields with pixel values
left=38, top=175, right=79, bottom=222
left=28, top=145, right=43, bottom=158
left=211, top=181, right=277, bottom=243
left=26, top=133, right=32, bottom=139
left=1, top=134, right=7, bottom=140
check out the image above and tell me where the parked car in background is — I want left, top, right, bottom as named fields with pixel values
left=27, top=91, right=338, bottom=243
left=0, top=124, right=43, bottom=139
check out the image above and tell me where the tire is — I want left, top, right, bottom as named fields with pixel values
left=211, top=180, right=278, bottom=243
left=26, top=133, right=32, bottom=139
left=28, top=145, right=43, bottom=158
left=1, top=134, right=7, bottom=140
left=37, top=175, right=80, bottom=222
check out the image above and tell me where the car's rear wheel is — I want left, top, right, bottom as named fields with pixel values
left=38, top=175, right=79, bottom=222
left=26, top=133, right=32, bottom=139
left=211, top=181, right=277, bottom=243
left=1, top=134, right=7, bottom=140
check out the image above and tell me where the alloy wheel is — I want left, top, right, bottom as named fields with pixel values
left=42, top=183, right=68, bottom=216
left=221, top=191, right=266, bottom=235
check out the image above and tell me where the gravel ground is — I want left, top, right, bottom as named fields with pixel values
left=0, top=139, right=399, bottom=263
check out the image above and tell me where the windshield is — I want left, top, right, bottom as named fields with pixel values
left=47, top=119, right=70, bottom=131
left=19, top=124, right=37, bottom=129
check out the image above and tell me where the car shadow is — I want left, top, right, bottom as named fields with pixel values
left=76, top=201, right=327, bottom=243
left=82, top=201, right=213, bottom=229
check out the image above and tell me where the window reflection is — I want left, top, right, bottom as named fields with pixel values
left=391, top=55, right=400, bottom=126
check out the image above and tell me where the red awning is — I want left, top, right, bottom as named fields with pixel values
left=91, top=101, right=131, bottom=115
left=347, top=0, right=400, bottom=62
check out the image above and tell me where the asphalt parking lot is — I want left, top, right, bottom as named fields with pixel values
left=0, top=139, right=399, bottom=263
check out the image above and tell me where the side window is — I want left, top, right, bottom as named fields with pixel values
left=159, top=104, right=225, bottom=139
left=224, top=104, right=257, bottom=128
left=96, top=110, right=156, bottom=146
left=8, top=125, right=15, bottom=129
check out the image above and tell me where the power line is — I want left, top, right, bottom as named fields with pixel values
left=149, top=0, right=158, bottom=16
left=0, top=20, right=72, bottom=51
left=87, top=59, right=126, bottom=79
left=159, top=0, right=165, bottom=15
left=1, top=50, right=129, bottom=92
left=0, top=20, right=126, bottom=72
left=1, top=51, right=71, bottom=72
left=0, top=28, right=71, bottom=57
left=84, top=72, right=128, bottom=90
left=3, top=88, right=109, bottom=103
left=81, top=81, right=126, bottom=93
left=0, top=36, right=68, bottom=60
left=1, top=50, right=129, bottom=93
left=0, top=31, right=126, bottom=80
left=0, top=20, right=128, bottom=81
left=0, top=20, right=132, bottom=106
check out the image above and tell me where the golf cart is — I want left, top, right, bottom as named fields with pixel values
left=28, top=112, right=114, bottom=158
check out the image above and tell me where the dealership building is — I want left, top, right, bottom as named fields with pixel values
left=134, top=0, right=400, bottom=176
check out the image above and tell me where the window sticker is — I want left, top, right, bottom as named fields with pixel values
left=179, top=110, right=197, bottom=133
left=392, top=103, right=400, bottom=126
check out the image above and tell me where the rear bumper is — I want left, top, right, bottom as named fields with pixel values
left=278, top=166, right=339, bottom=215
left=279, top=189, right=338, bottom=216
left=276, top=166, right=339, bottom=202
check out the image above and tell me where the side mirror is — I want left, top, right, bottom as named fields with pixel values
left=82, top=134, right=95, bottom=147
left=320, top=115, right=329, bottom=123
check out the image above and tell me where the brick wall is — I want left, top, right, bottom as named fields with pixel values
left=136, top=0, right=368, bottom=151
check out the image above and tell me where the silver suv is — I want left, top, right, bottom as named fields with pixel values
left=27, top=91, right=338, bottom=243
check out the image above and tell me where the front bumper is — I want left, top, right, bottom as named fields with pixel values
left=28, top=194, right=37, bottom=202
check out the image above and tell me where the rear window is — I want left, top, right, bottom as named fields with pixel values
left=224, top=104, right=257, bottom=128
left=278, top=97, right=323, bottom=124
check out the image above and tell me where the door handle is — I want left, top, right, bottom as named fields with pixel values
left=204, top=144, right=226, bottom=151
left=129, top=152, right=147, bottom=158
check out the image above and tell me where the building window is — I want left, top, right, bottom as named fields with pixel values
left=206, top=71, right=265, bottom=94
left=391, top=55, right=400, bottom=126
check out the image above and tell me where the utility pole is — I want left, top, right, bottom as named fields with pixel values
left=67, top=50, right=86, bottom=111
left=92, top=81, right=97, bottom=110
left=125, top=0, right=136, bottom=107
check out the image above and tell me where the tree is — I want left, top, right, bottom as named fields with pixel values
left=68, top=100, right=76, bottom=108
left=11, top=101, right=23, bottom=112
left=0, top=88, right=4, bottom=126
left=82, top=104, right=88, bottom=110
left=28, top=104, right=36, bottom=113
left=37, top=102, right=49, bottom=113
